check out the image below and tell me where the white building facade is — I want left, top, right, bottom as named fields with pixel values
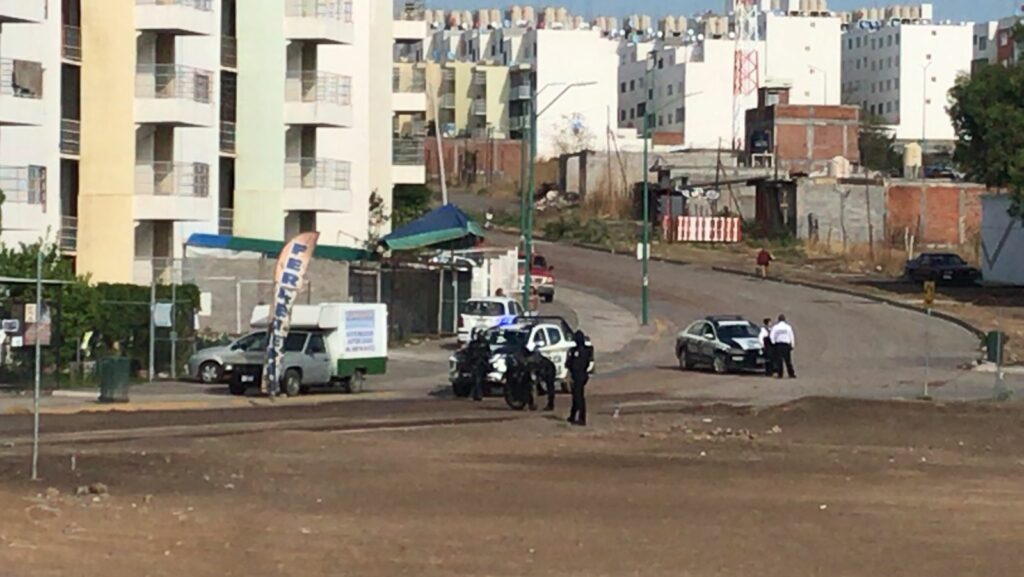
left=841, top=20, right=973, bottom=147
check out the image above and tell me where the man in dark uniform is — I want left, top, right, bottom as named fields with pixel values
left=526, top=342, right=557, bottom=411
left=465, top=329, right=491, bottom=401
left=506, top=343, right=537, bottom=411
left=566, top=330, right=593, bottom=426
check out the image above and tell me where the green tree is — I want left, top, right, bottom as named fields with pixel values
left=392, top=184, right=432, bottom=226
left=858, top=113, right=901, bottom=174
left=949, top=63, right=1024, bottom=216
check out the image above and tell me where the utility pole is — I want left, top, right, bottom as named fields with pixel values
left=641, top=52, right=653, bottom=327
left=523, top=96, right=536, bottom=311
left=31, top=249, right=42, bottom=481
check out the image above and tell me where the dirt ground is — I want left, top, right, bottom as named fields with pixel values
left=2, top=397, right=1024, bottom=576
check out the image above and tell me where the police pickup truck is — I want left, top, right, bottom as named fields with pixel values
left=449, top=316, right=593, bottom=397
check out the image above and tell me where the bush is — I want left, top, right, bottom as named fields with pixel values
left=543, top=215, right=611, bottom=246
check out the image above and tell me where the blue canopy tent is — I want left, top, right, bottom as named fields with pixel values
left=380, top=203, right=486, bottom=251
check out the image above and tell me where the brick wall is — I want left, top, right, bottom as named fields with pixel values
left=425, top=138, right=525, bottom=186
left=886, top=183, right=988, bottom=246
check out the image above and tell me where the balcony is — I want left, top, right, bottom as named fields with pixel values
left=442, top=68, right=456, bottom=83
left=59, top=216, right=78, bottom=254
left=220, top=120, right=236, bottom=155
left=285, top=0, right=353, bottom=45
left=0, top=58, right=45, bottom=126
left=221, top=35, right=237, bottom=69
left=471, top=99, right=487, bottom=116
left=283, top=158, right=351, bottom=213
left=472, top=72, right=487, bottom=87
left=0, top=0, right=44, bottom=23
left=509, top=116, right=528, bottom=131
left=439, top=93, right=455, bottom=109
left=392, top=138, right=425, bottom=185
left=135, top=63, right=215, bottom=127
left=135, top=0, right=216, bottom=36
left=285, top=71, right=352, bottom=127
left=61, top=119, right=81, bottom=156
left=134, top=161, right=212, bottom=221
left=0, top=165, right=46, bottom=205
left=63, top=26, right=82, bottom=62
left=511, top=84, right=533, bottom=100
left=218, top=207, right=234, bottom=235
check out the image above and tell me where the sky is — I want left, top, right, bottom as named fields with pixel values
left=427, top=1, right=1018, bottom=23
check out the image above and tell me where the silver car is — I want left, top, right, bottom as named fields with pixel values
left=187, top=331, right=267, bottom=384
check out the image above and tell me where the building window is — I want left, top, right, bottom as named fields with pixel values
left=896, top=33, right=900, bottom=45
left=871, top=38, right=876, bottom=49
left=848, top=38, right=853, bottom=49
left=648, top=88, right=653, bottom=100
left=659, top=115, right=664, bottom=127
left=630, top=79, right=635, bottom=91
left=636, top=103, right=645, bottom=117
left=856, top=60, right=861, bottom=70
left=870, top=104, right=876, bottom=115
left=979, top=36, right=988, bottom=51
left=620, top=109, right=626, bottom=122
left=886, top=101, right=892, bottom=113
left=620, top=82, right=626, bottom=93
left=629, top=109, right=635, bottom=119
left=887, top=35, right=893, bottom=47
left=658, top=58, right=664, bottom=69
left=667, top=84, right=674, bottom=96
left=856, top=37, right=861, bottom=48
left=675, top=107, right=683, bottom=123
left=895, top=77, right=900, bottom=89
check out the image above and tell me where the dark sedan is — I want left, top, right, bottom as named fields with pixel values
left=904, top=253, right=981, bottom=284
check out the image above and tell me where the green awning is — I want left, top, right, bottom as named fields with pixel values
left=381, top=203, right=486, bottom=251
left=185, top=233, right=375, bottom=262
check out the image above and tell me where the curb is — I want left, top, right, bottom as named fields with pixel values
left=710, top=266, right=987, bottom=340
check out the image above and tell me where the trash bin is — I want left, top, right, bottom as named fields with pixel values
left=985, top=331, right=1008, bottom=364
left=98, top=357, right=132, bottom=403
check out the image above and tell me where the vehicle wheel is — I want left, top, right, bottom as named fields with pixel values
left=504, top=384, right=527, bottom=411
left=452, top=381, right=471, bottom=398
left=282, top=369, right=302, bottom=397
left=678, top=348, right=695, bottom=370
left=228, top=380, right=246, bottom=396
left=198, top=361, right=222, bottom=384
left=351, top=370, right=366, bottom=394
left=712, top=354, right=728, bottom=375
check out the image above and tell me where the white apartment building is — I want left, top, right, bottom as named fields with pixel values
left=616, top=12, right=841, bottom=150
left=841, top=20, right=973, bottom=148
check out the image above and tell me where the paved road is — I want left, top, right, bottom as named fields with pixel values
left=523, top=236, right=1018, bottom=405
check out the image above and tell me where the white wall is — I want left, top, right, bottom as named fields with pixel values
left=533, top=29, right=618, bottom=159
left=318, top=0, right=393, bottom=246
left=981, top=195, right=1024, bottom=285
left=0, top=13, right=61, bottom=247
left=681, top=39, right=741, bottom=149
left=763, top=13, right=842, bottom=105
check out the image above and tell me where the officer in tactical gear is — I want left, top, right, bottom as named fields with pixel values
left=465, top=329, right=491, bottom=401
left=566, top=330, right=593, bottom=426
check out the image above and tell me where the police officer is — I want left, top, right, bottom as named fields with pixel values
left=566, top=330, right=593, bottom=426
left=506, top=343, right=537, bottom=411
left=465, top=329, right=491, bottom=401
left=526, top=342, right=556, bottom=411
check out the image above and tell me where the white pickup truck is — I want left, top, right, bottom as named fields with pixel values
left=458, top=297, right=526, bottom=345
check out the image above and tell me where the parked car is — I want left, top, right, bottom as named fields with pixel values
left=675, top=316, right=766, bottom=374
left=187, top=331, right=267, bottom=384
left=449, top=316, right=593, bottom=397
left=458, top=297, right=526, bottom=345
left=923, top=164, right=964, bottom=180
left=904, top=253, right=981, bottom=284
left=519, top=253, right=555, bottom=302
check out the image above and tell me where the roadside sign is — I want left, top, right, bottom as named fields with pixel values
left=923, top=281, right=936, bottom=307
left=1, top=319, right=18, bottom=333
left=636, top=243, right=649, bottom=261
left=25, top=304, right=37, bottom=323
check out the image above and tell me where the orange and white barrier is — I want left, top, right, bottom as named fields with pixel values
left=661, top=216, right=743, bottom=243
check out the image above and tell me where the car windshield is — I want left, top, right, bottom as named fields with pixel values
left=716, top=323, right=759, bottom=340
left=237, top=332, right=268, bottom=352
left=932, top=254, right=966, bottom=266
left=465, top=301, right=505, bottom=316
left=488, top=329, right=529, bottom=348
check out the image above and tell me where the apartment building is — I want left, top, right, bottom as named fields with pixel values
left=0, top=0, right=412, bottom=285
left=841, top=19, right=973, bottom=148
left=617, top=11, right=841, bottom=150
left=973, top=16, right=1022, bottom=70
left=393, top=18, right=428, bottom=185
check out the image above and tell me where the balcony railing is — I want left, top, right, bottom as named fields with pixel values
left=439, top=93, right=455, bottom=109
left=63, top=26, right=82, bottom=62
left=136, top=63, right=213, bottom=103
left=393, top=67, right=426, bottom=92
left=137, top=161, right=210, bottom=197
left=218, top=208, right=234, bottom=235
left=135, top=0, right=213, bottom=11
left=472, top=72, right=487, bottom=86
left=220, top=120, right=236, bottom=154
left=284, top=158, right=351, bottom=191
left=221, top=36, right=237, bottom=68
left=61, top=119, right=81, bottom=156
left=286, top=0, right=353, bottom=21
left=0, top=165, right=46, bottom=204
left=0, top=58, right=44, bottom=99
left=393, top=138, right=425, bottom=166
left=512, top=84, right=533, bottom=100
left=285, top=70, right=351, bottom=105
left=509, top=116, right=528, bottom=131
left=471, top=99, right=487, bottom=116
left=59, top=216, right=78, bottom=253
left=442, top=68, right=455, bottom=83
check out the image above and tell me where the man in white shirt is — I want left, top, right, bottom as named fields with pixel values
left=758, top=318, right=774, bottom=377
left=768, top=314, right=796, bottom=378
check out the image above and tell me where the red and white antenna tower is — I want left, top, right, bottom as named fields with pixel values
left=732, top=0, right=760, bottom=150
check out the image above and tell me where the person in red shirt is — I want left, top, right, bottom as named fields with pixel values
left=756, top=248, right=774, bottom=278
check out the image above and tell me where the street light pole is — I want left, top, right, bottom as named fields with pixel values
left=641, top=54, right=653, bottom=327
